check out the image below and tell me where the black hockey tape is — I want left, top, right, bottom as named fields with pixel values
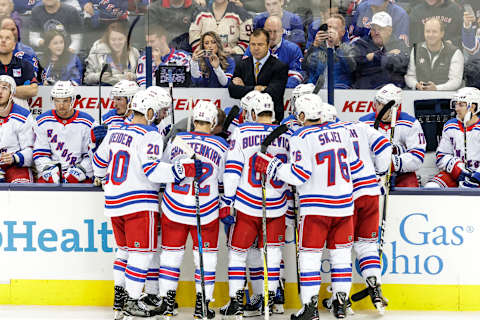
left=374, top=100, right=396, bottom=130
left=261, top=124, right=289, bottom=154
left=223, top=105, right=240, bottom=133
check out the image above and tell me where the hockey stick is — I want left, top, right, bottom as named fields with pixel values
left=291, top=186, right=301, bottom=295
left=98, top=63, right=109, bottom=125
left=351, top=104, right=398, bottom=302
left=373, top=100, right=396, bottom=130
left=168, top=69, right=175, bottom=125
left=260, top=124, right=289, bottom=320
left=223, top=105, right=240, bottom=133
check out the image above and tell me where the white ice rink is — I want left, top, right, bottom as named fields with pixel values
left=0, top=307, right=479, bottom=320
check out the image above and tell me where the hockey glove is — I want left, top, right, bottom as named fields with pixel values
left=459, top=176, right=480, bottom=188
left=64, top=165, right=87, bottom=183
left=391, top=154, right=402, bottom=172
left=255, top=152, right=283, bottom=179
left=219, top=207, right=235, bottom=235
left=193, top=159, right=203, bottom=179
left=391, top=143, right=406, bottom=155
left=38, top=165, right=61, bottom=184
left=172, top=158, right=195, bottom=183
left=91, top=125, right=108, bottom=147
left=183, top=159, right=203, bottom=178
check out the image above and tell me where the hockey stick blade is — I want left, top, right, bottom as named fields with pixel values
left=261, top=124, right=288, bottom=154
left=171, top=136, right=195, bottom=159
left=350, top=287, right=369, bottom=302
left=373, top=100, right=396, bottom=130
left=222, top=105, right=240, bottom=133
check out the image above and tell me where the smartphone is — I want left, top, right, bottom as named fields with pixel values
left=319, top=23, right=328, bottom=32
left=205, top=50, right=212, bottom=57
left=465, top=4, right=475, bottom=16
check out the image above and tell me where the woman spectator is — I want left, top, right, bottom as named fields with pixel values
left=84, top=21, right=139, bottom=85
left=190, top=31, right=235, bottom=88
left=41, top=29, right=83, bottom=85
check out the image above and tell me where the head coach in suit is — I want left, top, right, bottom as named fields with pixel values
left=228, top=28, right=288, bottom=123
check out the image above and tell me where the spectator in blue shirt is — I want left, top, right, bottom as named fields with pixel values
left=463, top=4, right=480, bottom=59
left=253, top=0, right=304, bottom=46
left=190, top=31, right=235, bottom=88
left=351, top=11, right=409, bottom=89
left=349, top=0, right=409, bottom=45
left=40, top=29, right=83, bottom=85
left=79, top=0, right=128, bottom=30
left=13, top=0, right=40, bottom=13
left=303, top=14, right=355, bottom=89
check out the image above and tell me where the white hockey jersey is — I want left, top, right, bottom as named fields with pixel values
left=338, top=121, right=392, bottom=199
left=224, top=123, right=291, bottom=218
left=275, top=123, right=364, bottom=217
left=93, top=124, right=177, bottom=217
left=436, top=118, right=480, bottom=172
left=280, top=114, right=301, bottom=132
left=102, top=109, right=126, bottom=126
left=359, top=112, right=426, bottom=173
left=161, top=131, right=228, bottom=226
left=33, top=110, right=96, bottom=176
left=0, top=104, right=35, bottom=167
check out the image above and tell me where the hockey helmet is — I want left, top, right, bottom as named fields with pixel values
left=451, top=87, right=480, bottom=123
left=295, top=93, right=323, bottom=124
left=250, top=93, right=275, bottom=122
left=146, top=85, right=171, bottom=115
left=129, top=90, right=157, bottom=125
left=290, top=83, right=315, bottom=114
left=322, top=103, right=338, bottom=122
left=193, top=100, right=218, bottom=128
left=51, top=81, right=77, bottom=111
left=240, top=90, right=262, bottom=122
left=374, top=84, right=402, bottom=111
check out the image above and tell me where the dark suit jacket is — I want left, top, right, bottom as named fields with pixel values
left=228, top=55, right=288, bottom=122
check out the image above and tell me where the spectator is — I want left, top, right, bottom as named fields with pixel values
left=244, top=15, right=303, bottom=88
left=79, top=0, right=128, bottom=30
left=13, top=0, right=40, bottom=13
left=0, top=75, right=35, bottom=183
left=147, top=0, right=200, bottom=52
left=303, top=14, right=355, bottom=89
left=41, top=29, right=83, bottom=85
left=409, top=0, right=463, bottom=48
left=29, top=0, right=83, bottom=54
left=253, top=0, right=305, bottom=46
left=463, top=4, right=480, bottom=58
left=228, top=28, right=288, bottom=122
left=0, top=17, right=39, bottom=77
left=136, top=24, right=191, bottom=87
left=189, top=0, right=252, bottom=55
left=190, top=31, right=235, bottom=88
left=0, top=29, right=38, bottom=108
left=84, top=21, right=140, bottom=86
left=405, top=18, right=463, bottom=91
left=234, top=0, right=265, bottom=13
left=350, top=0, right=409, bottom=45
left=0, top=0, right=21, bottom=30
left=351, top=11, right=409, bottom=89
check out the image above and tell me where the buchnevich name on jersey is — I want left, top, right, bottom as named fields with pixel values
left=318, top=131, right=342, bottom=145
left=242, top=135, right=289, bottom=149
left=109, top=132, right=133, bottom=147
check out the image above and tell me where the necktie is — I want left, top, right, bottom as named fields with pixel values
left=255, top=61, right=261, bottom=81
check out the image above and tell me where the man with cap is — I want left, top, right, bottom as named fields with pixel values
left=351, top=11, right=409, bottom=89
left=349, top=0, right=409, bottom=45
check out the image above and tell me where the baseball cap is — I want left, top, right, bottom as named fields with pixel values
left=368, top=0, right=387, bottom=6
left=371, top=11, right=392, bottom=28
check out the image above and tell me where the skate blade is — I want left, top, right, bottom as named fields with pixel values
left=272, top=304, right=284, bottom=314
left=222, top=315, right=243, bottom=320
left=375, top=302, right=386, bottom=315
left=114, top=310, right=125, bottom=320
left=346, top=307, right=355, bottom=316
left=243, top=310, right=261, bottom=317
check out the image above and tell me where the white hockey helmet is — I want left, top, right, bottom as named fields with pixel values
left=290, top=83, right=315, bottom=114
left=193, top=100, right=218, bottom=128
left=250, top=93, right=275, bottom=122
left=374, top=84, right=402, bottom=111
left=0, top=75, right=16, bottom=98
left=240, top=90, right=262, bottom=122
left=129, top=90, right=157, bottom=125
left=451, top=87, right=480, bottom=123
left=295, top=93, right=323, bottom=124
left=146, top=85, right=171, bottom=115
left=111, top=80, right=139, bottom=99
left=322, top=103, right=337, bottom=122
left=51, top=81, right=76, bottom=110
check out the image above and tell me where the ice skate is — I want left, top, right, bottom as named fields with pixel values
left=123, top=298, right=153, bottom=319
left=193, top=292, right=215, bottom=319
left=366, top=276, right=388, bottom=315
left=114, top=286, right=128, bottom=320
left=220, top=289, right=244, bottom=320
left=290, top=295, right=319, bottom=320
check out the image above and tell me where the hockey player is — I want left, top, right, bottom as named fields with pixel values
left=425, top=87, right=480, bottom=188
left=254, top=94, right=365, bottom=319
left=34, top=81, right=95, bottom=184
left=359, top=84, right=426, bottom=187
left=220, top=92, right=291, bottom=318
left=0, top=75, right=35, bottom=183
left=103, top=80, right=139, bottom=126
left=329, top=106, right=391, bottom=314
left=154, top=100, right=229, bottom=320
left=93, top=90, right=200, bottom=318
left=281, top=83, right=315, bottom=131
left=222, top=90, right=263, bottom=140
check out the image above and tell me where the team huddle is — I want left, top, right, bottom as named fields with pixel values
left=1, top=73, right=480, bottom=320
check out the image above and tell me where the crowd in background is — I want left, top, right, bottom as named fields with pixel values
left=2, top=0, right=480, bottom=90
